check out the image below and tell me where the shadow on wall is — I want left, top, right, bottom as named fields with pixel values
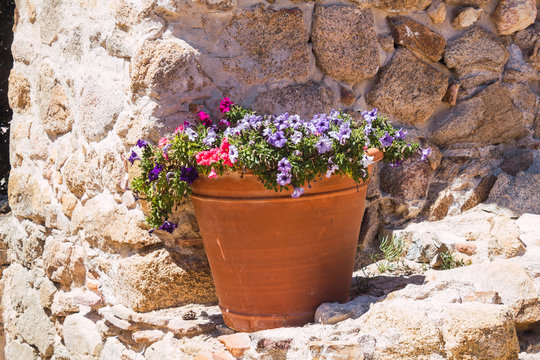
left=0, top=0, right=15, bottom=196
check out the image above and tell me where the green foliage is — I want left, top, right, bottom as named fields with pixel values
left=369, top=234, right=405, bottom=274
left=131, top=101, right=423, bottom=229
left=439, top=251, right=468, bottom=270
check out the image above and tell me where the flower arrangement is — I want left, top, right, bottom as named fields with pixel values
left=130, top=98, right=428, bottom=232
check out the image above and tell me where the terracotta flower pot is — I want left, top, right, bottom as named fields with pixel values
left=190, top=149, right=383, bottom=332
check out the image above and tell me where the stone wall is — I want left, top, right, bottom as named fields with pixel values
left=2, top=0, right=539, bottom=358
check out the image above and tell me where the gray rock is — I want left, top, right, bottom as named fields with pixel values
left=504, top=44, right=540, bottom=83
left=444, top=26, right=508, bottom=88
left=253, top=82, right=335, bottom=120
left=312, top=6, right=379, bottom=82
left=431, top=82, right=528, bottom=146
left=63, top=314, right=103, bottom=357
left=406, top=232, right=449, bottom=263
left=366, top=48, right=448, bottom=126
left=388, top=16, right=446, bottom=62
left=500, top=149, right=534, bottom=176
left=379, top=155, right=433, bottom=200
left=488, top=172, right=540, bottom=216
left=315, top=295, right=378, bottom=324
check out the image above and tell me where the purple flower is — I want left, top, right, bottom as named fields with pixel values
left=185, top=128, right=198, bottom=141
left=180, top=166, right=198, bottom=184
left=315, top=136, right=333, bottom=154
left=389, top=161, right=403, bottom=167
left=128, top=150, right=140, bottom=164
left=276, top=171, right=292, bottom=186
left=247, top=114, right=263, bottom=129
left=274, top=113, right=290, bottom=131
left=312, top=114, right=330, bottom=133
left=362, top=108, right=378, bottom=123
left=278, top=158, right=292, bottom=173
left=328, top=110, right=342, bottom=125
left=420, top=147, right=431, bottom=161
left=203, top=129, right=217, bottom=146
left=183, top=121, right=192, bottom=128
left=136, top=139, right=148, bottom=148
left=364, top=122, right=373, bottom=136
left=330, top=122, right=351, bottom=145
left=218, top=119, right=230, bottom=129
left=148, top=163, right=163, bottom=181
left=229, top=145, right=239, bottom=163
left=291, top=187, right=304, bottom=198
left=326, top=164, right=339, bottom=178
left=395, top=128, right=407, bottom=140
left=290, top=131, right=302, bottom=144
left=268, top=131, right=287, bottom=148
left=262, top=127, right=272, bottom=137
left=379, top=132, right=394, bottom=147
left=159, top=221, right=176, bottom=233
left=289, top=115, right=302, bottom=129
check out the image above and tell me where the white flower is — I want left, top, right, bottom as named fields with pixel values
left=361, top=154, right=374, bottom=168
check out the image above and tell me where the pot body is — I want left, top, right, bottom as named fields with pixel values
left=190, top=150, right=381, bottom=332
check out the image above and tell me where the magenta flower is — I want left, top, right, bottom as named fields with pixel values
left=199, top=111, right=212, bottom=127
left=220, top=97, right=234, bottom=113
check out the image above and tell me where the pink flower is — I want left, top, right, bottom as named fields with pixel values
left=158, top=137, right=168, bottom=148
left=174, top=125, right=184, bottom=134
left=208, top=168, right=218, bottom=179
left=219, top=97, right=234, bottom=113
left=199, top=111, right=212, bottom=127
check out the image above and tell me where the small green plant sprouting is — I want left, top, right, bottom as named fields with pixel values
left=439, top=251, right=468, bottom=270
left=370, top=234, right=405, bottom=273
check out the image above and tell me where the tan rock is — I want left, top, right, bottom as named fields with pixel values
left=218, top=333, right=251, bottom=357
left=63, top=314, right=103, bottom=357
left=462, top=291, right=501, bottom=304
left=132, top=330, right=165, bottom=344
left=113, top=248, right=216, bottom=312
left=493, top=0, right=536, bottom=36
left=388, top=16, right=446, bottom=62
left=312, top=6, right=379, bottom=82
left=8, top=168, right=51, bottom=223
left=427, top=0, right=446, bottom=24
left=4, top=340, right=38, bottom=360
left=366, top=48, right=448, bottom=126
left=354, top=0, right=432, bottom=13
left=455, top=242, right=477, bottom=255
left=16, top=296, right=55, bottom=356
left=488, top=216, right=526, bottom=259
left=43, top=236, right=86, bottom=287
left=61, top=193, right=77, bottom=217
left=221, top=5, right=310, bottom=85
left=377, top=33, right=395, bottom=53
left=426, top=262, right=540, bottom=330
left=445, top=0, right=489, bottom=6
left=167, top=317, right=216, bottom=336
left=8, top=70, right=31, bottom=113
left=452, top=7, right=483, bottom=29
left=309, top=341, right=364, bottom=360
left=131, top=37, right=212, bottom=102
left=253, top=82, right=335, bottom=120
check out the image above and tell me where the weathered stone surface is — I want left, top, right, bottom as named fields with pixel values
left=500, top=149, right=533, bottom=176
left=456, top=242, right=477, bottom=255
left=132, top=330, right=165, bottom=344
left=428, top=188, right=453, bottom=221
left=366, top=48, right=448, bottom=126
left=168, top=317, right=217, bottom=336
left=425, top=262, right=540, bottom=330
left=488, top=172, right=540, bottom=216
left=444, top=0, right=489, bottom=6
left=406, top=232, right=449, bottom=263
left=71, top=193, right=161, bottom=249
left=388, top=16, right=446, bottom=62
left=427, top=0, right=446, bottom=24
left=431, top=82, right=527, bottom=146
left=339, top=85, right=356, bottom=106
left=79, top=76, right=124, bottom=142
left=100, top=337, right=126, bottom=360
left=0, top=214, right=43, bottom=267
left=63, top=314, right=103, bottom=357
left=37, top=0, right=62, bottom=45
left=221, top=5, right=309, bottom=85
left=315, top=295, right=378, bottom=325
left=459, top=174, right=497, bottom=212
left=17, top=296, right=55, bottom=356
left=113, top=248, right=216, bottom=312
left=493, top=0, right=536, bottom=36
left=377, top=33, right=395, bottom=53
left=218, top=333, right=251, bottom=357
left=355, top=0, right=432, bottom=13
left=312, top=6, right=379, bottom=82
left=380, top=155, right=433, bottom=200
left=360, top=299, right=519, bottom=359
left=253, top=82, right=335, bottom=119
left=51, top=289, right=103, bottom=316
left=504, top=44, right=540, bottom=83
left=452, top=7, right=482, bottom=29
left=8, top=70, right=31, bottom=113
left=444, top=26, right=508, bottom=88
left=131, top=37, right=212, bottom=102
left=43, top=237, right=86, bottom=287
left=5, top=340, right=38, bottom=360
left=8, top=167, right=51, bottom=222
left=487, top=215, right=525, bottom=259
